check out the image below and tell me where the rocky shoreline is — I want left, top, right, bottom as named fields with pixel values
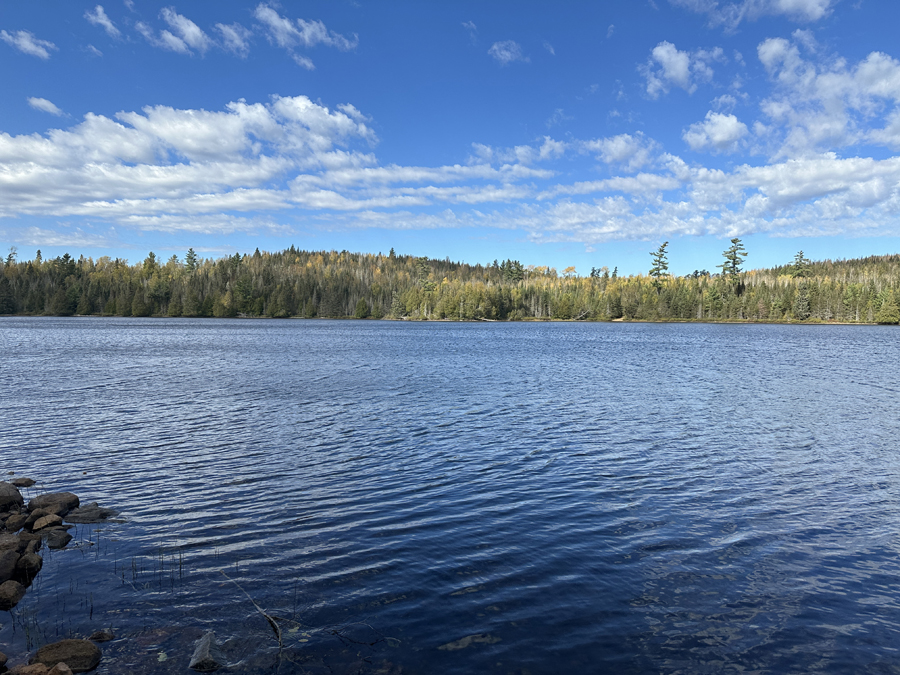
left=0, top=478, right=117, bottom=674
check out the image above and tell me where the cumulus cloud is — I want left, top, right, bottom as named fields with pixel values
left=670, top=0, right=836, bottom=30
left=683, top=111, right=749, bottom=152
left=27, top=97, right=65, bottom=116
left=583, top=133, right=659, bottom=172
left=756, top=33, right=900, bottom=156
left=641, top=41, right=725, bottom=97
left=84, top=5, right=121, bottom=39
left=0, top=30, right=57, bottom=59
left=488, top=40, right=529, bottom=65
left=254, top=3, right=357, bottom=68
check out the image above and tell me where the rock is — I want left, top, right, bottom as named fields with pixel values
left=46, top=531, right=72, bottom=550
left=30, top=640, right=101, bottom=673
left=25, top=538, right=42, bottom=555
left=0, top=483, right=23, bottom=512
left=4, top=514, right=28, bottom=532
left=23, top=510, right=52, bottom=531
left=0, top=580, right=26, bottom=610
left=0, top=549, right=19, bottom=583
left=0, top=533, right=20, bottom=551
left=0, top=649, right=7, bottom=667
left=189, top=631, right=225, bottom=672
left=47, top=664, right=73, bottom=675
left=87, top=630, right=114, bottom=643
left=9, top=664, right=50, bottom=674
left=64, top=504, right=118, bottom=524
left=15, top=552, right=43, bottom=586
left=11, top=478, right=36, bottom=488
left=32, top=515, right=62, bottom=532
left=28, top=494, right=79, bottom=516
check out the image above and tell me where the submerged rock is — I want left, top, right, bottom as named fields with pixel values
left=87, top=630, right=114, bottom=643
left=30, top=639, right=101, bottom=673
left=64, top=504, right=119, bottom=524
left=189, top=632, right=226, bottom=672
left=11, top=478, right=36, bottom=488
left=46, top=531, right=72, bottom=550
left=0, top=580, right=26, bottom=610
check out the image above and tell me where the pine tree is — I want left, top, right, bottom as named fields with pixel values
left=649, top=241, right=669, bottom=293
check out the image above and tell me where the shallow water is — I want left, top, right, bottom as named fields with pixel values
left=2, top=318, right=900, bottom=673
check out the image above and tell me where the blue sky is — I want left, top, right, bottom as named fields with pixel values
left=3, top=0, right=900, bottom=275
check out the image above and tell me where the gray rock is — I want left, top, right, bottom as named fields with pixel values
left=48, top=663, right=74, bottom=675
left=189, top=631, right=225, bottom=672
left=28, top=493, right=79, bottom=516
left=15, top=552, right=43, bottom=586
left=30, top=639, right=101, bottom=673
left=0, top=533, right=20, bottom=552
left=32, top=515, right=63, bottom=532
left=0, top=648, right=7, bottom=667
left=0, top=580, right=26, bottom=610
left=87, top=630, right=114, bottom=642
left=46, top=531, right=72, bottom=550
left=25, top=538, right=42, bottom=555
left=0, top=483, right=23, bottom=512
left=23, top=509, right=52, bottom=531
left=5, top=513, right=28, bottom=532
left=11, top=478, right=36, bottom=488
left=64, top=504, right=119, bottom=524
left=9, top=664, right=50, bottom=674
left=0, top=549, right=19, bottom=583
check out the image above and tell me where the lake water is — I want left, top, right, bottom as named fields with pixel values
left=2, top=318, right=900, bottom=673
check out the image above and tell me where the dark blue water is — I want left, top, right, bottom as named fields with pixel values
left=2, top=318, right=900, bottom=673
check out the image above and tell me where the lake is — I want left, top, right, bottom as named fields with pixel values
left=2, top=318, right=900, bottom=673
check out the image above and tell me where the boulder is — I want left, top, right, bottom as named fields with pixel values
left=9, top=665, right=50, bottom=674
left=30, top=640, right=101, bottom=673
left=48, top=664, right=74, bottom=675
left=0, top=483, right=23, bottom=512
left=0, top=580, right=26, bottom=610
left=23, top=510, right=52, bottom=531
left=0, top=533, right=20, bottom=551
left=87, top=630, right=114, bottom=643
left=64, top=504, right=118, bottom=524
left=28, top=494, right=79, bottom=516
left=32, top=515, right=62, bottom=532
left=11, top=478, right=36, bottom=488
left=46, top=531, right=72, bottom=550
left=5, top=513, right=28, bottom=532
left=15, top=552, right=43, bottom=586
left=0, top=549, right=19, bottom=583
left=25, top=538, right=42, bottom=555
left=0, top=649, right=7, bottom=668
left=189, top=631, right=225, bottom=672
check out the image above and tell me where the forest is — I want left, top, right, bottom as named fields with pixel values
left=1, top=240, right=899, bottom=324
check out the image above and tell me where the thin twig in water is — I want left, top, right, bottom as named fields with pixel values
left=220, top=570, right=283, bottom=649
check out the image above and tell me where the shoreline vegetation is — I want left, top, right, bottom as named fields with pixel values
left=1, top=244, right=900, bottom=325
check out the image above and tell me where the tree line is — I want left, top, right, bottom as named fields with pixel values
left=0, top=242, right=899, bottom=324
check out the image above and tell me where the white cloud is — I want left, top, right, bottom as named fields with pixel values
left=607, top=24, right=615, bottom=38
left=136, top=21, right=189, bottom=54
left=756, top=34, right=900, bottom=156
left=84, top=5, right=121, bottom=39
left=488, top=40, right=529, bottom=66
left=543, top=41, right=555, bottom=56
left=0, top=30, right=57, bottom=59
left=584, top=133, right=659, bottom=172
left=216, top=22, right=252, bottom=57
left=462, top=20, right=477, bottom=43
left=670, top=0, right=836, bottom=30
left=546, top=108, right=571, bottom=128
left=683, top=111, right=749, bottom=152
left=160, top=7, right=212, bottom=55
left=254, top=3, right=357, bottom=68
left=86, top=44, right=103, bottom=57
left=641, top=41, right=725, bottom=97
left=27, top=97, right=65, bottom=117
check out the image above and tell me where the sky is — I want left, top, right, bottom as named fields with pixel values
left=3, top=0, right=900, bottom=275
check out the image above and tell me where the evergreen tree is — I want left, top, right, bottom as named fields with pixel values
left=876, top=294, right=900, bottom=324
left=791, top=251, right=811, bottom=278
left=649, top=241, right=669, bottom=293
left=719, top=238, right=747, bottom=287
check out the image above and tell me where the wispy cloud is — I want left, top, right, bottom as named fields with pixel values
left=27, top=97, right=66, bottom=116
left=215, top=22, right=252, bottom=58
left=488, top=40, right=529, bottom=65
left=462, top=20, right=477, bottom=44
left=84, top=5, right=121, bottom=39
left=254, top=3, right=357, bottom=69
left=0, top=30, right=57, bottom=59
